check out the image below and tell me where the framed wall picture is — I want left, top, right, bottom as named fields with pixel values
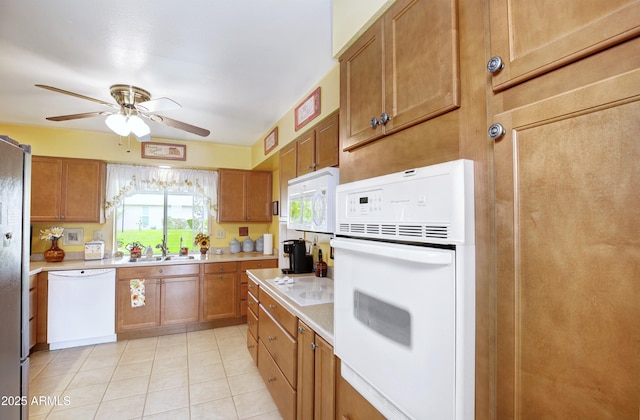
left=264, top=127, right=278, bottom=155
left=295, top=87, right=321, bottom=131
left=63, top=228, right=84, bottom=246
left=141, top=142, right=187, bottom=161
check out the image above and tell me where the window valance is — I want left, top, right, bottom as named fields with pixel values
left=104, top=164, right=218, bottom=218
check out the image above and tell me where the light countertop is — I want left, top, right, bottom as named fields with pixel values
left=29, top=252, right=279, bottom=276
left=247, top=268, right=334, bottom=345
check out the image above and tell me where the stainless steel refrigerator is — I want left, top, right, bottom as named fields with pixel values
left=0, top=135, right=31, bottom=419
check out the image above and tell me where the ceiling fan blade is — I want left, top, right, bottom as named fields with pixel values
left=148, top=114, right=210, bottom=137
left=35, top=84, right=119, bottom=109
left=45, top=111, right=109, bottom=121
left=137, top=97, right=181, bottom=113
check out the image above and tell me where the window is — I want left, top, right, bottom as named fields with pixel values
left=105, top=164, right=218, bottom=254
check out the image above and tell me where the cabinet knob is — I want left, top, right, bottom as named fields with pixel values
left=298, top=326, right=305, bottom=333
left=488, top=123, right=506, bottom=140
left=268, top=336, right=275, bottom=341
left=487, top=56, right=504, bottom=73
left=267, top=377, right=275, bottom=383
left=268, top=304, right=276, bottom=310
left=159, top=269, right=163, bottom=274
left=379, top=112, right=391, bottom=125
left=370, top=116, right=380, bottom=128
left=311, top=342, right=318, bottom=350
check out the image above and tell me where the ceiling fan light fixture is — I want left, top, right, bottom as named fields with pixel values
left=128, top=115, right=150, bottom=137
left=105, top=113, right=130, bottom=136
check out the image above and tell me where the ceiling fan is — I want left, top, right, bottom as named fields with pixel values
left=35, top=84, right=210, bottom=141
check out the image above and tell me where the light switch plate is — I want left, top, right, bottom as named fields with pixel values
left=93, top=230, right=105, bottom=241
left=215, top=229, right=225, bottom=239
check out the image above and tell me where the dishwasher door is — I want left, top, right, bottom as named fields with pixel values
left=47, top=268, right=116, bottom=350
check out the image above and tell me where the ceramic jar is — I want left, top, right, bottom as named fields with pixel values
left=242, top=236, right=255, bottom=252
left=229, top=238, right=241, bottom=254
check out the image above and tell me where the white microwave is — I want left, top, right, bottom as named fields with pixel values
left=287, top=167, right=339, bottom=233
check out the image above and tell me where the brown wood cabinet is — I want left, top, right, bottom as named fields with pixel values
left=279, top=141, right=298, bottom=218
left=340, top=0, right=460, bottom=151
left=31, top=156, right=105, bottom=222
left=246, top=277, right=260, bottom=364
left=202, top=262, right=238, bottom=321
left=296, top=112, right=340, bottom=176
left=258, top=340, right=297, bottom=420
left=297, top=320, right=335, bottom=420
left=217, top=169, right=272, bottom=223
left=491, top=29, right=640, bottom=419
left=239, top=260, right=277, bottom=315
left=487, top=0, right=640, bottom=91
left=116, top=264, right=199, bottom=332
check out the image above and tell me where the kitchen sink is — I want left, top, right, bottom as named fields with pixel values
left=163, top=255, right=195, bottom=261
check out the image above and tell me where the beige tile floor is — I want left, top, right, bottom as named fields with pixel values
left=27, top=325, right=282, bottom=419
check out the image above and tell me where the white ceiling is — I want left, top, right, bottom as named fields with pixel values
left=0, top=0, right=335, bottom=146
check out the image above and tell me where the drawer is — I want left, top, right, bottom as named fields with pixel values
left=247, top=277, right=259, bottom=297
left=118, top=263, right=199, bottom=279
left=247, top=308, right=258, bottom=345
left=29, top=274, right=37, bottom=290
left=247, top=330, right=258, bottom=365
left=258, top=340, right=296, bottom=420
left=259, top=305, right=297, bottom=387
left=240, top=259, right=278, bottom=272
left=29, top=287, right=37, bottom=318
left=259, top=289, right=297, bottom=337
left=247, top=291, right=259, bottom=314
left=204, top=261, right=238, bottom=274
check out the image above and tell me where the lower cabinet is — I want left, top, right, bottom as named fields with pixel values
left=335, top=358, right=386, bottom=420
left=116, top=264, right=199, bottom=332
left=239, top=260, right=278, bottom=315
left=202, top=262, right=238, bottom=321
left=297, top=320, right=335, bottom=420
left=259, top=340, right=297, bottom=420
left=28, top=274, right=37, bottom=350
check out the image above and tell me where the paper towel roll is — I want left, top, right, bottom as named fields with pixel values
left=263, top=233, right=273, bottom=255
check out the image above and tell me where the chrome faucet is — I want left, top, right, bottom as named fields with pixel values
left=156, top=236, right=169, bottom=257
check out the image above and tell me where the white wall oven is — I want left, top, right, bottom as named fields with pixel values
left=331, top=159, right=475, bottom=420
left=287, top=167, right=339, bottom=233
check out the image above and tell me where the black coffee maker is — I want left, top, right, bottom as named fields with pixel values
left=282, top=239, right=313, bottom=274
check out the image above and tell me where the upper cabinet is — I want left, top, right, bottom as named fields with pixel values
left=487, top=0, right=640, bottom=91
left=217, top=169, right=272, bottom=223
left=296, top=111, right=339, bottom=176
left=340, top=0, right=460, bottom=151
left=31, top=156, right=105, bottom=223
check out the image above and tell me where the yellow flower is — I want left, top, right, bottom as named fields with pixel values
left=194, top=233, right=210, bottom=247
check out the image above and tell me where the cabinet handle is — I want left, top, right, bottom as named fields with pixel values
left=311, top=342, right=318, bottom=351
left=370, top=116, right=380, bottom=128
left=257, top=263, right=262, bottom=267
left=488, top=123, right=506, bottom=140
left=268, top=304, right=276, bottom=310
left=159, top=269, right=163, bottom=274
left=379, top=112, right=391, bottom=125
left=487, top=56, right=504, bottom=73
left=298, top=326, right=305, bottom=333
left=156, top=280, right=160, bottom=285
left=268, top=336, right=275, bottom=341
left=267, top=377, right=275, bottom=383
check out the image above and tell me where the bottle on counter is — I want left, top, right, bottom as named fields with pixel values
left=315, top=249, right=328, bottom=277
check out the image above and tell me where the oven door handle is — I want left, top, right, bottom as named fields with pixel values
left=331, top=238, right=453, bottom=265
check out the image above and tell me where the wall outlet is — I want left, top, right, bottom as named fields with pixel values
left=93, top=230, right=105, bottom=241
left=215, top=229, right=226, bottom=239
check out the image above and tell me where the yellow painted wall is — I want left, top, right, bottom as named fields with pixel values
left=250, top=63, right=340, bottom=169
left=332, top=0, right=395, bottom=57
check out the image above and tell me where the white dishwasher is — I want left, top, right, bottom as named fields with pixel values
left=47, top=268, right=116, bottom=350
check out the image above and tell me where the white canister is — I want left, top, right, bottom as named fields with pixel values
left=256, top=236, right=264, bottom=252
left=229, top=238, right=241, bottom=254
left=242, top=236, right=255, bottom=252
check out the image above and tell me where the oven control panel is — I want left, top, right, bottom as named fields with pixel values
left=347, top=189, right=384, bottom=216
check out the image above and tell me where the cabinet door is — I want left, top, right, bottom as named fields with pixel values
left=245, top=171, right=272, bottom=222
left=60, top=159, right=104, bottom=222
left=279, top=141, right=297, bottom=218
left=313, top=334, right=335, bottom=420
left=202, top=273, right=238, bottom=321
left=161, top=276, right=199, bottom=326
left=296, top=131, right=316, bottom=176
left=494, top=67, right=640, bottom=418
left=117, top=279, right=160, bottom=331
left=30, top=157, right=62, bottom=221
left=217, top=169, right=246, bottom=222
left=383, top=0, right=460, bottom=135
left=340, top=20, right=384, bottom=151
left=488, top=0, right=640, bottom=91
left=314, top=112, right=339, bottom=171
left=335, top=359, right=385, bottom=420
left=297, top=320, right=315, bottom=420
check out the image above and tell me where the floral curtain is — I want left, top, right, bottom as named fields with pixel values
left=104, top=164, right=218, bottom=219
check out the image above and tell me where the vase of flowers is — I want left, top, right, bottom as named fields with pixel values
left=40, top=226, right=65, bottom=262
left=126, top=241, right=145, bottom=259
left=194, top=233, right=210, bottom=255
